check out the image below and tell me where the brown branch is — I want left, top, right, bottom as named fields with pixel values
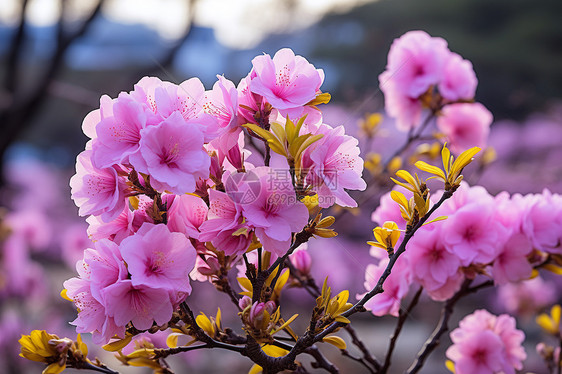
left=306, top=346, right=340, bottom=374
left=5, top=0, right=30, bottom=93
left=380, top=286, right=423, bottom=373
left=0, top=0, right=105, bottom=186
left=405, top=279, right=493, bottom=374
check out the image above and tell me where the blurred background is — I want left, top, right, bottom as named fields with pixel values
left=1, top=0, right=561, bottom=373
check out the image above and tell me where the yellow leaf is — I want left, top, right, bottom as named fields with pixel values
left=543, top=264, right=562, bottom=275
left=334, top=316, right=351, bottom=324
left=307, top=92, right=331, bottom=106
left=272, top=314, right=299, bottom=334
left=237, top=277, right=253, bottom=293
left=129, top=196, right=139, bottom=210
left=322, top=336, right=347, bottom=350
left=242, top=124, right=275, bottom=142
left=43, top=362, right=66, bottom=374
left=196, top=313, right=214, bottom=335
left=269, top=122, right=286, bottom=144
left=445, top=360, right=456, bottom=373
left=451, top=146, right=481, bottom=176
left=267, top=138, right=287, bottom=157
left=60, top=289, right=72, bottom=302
left=77, top=334, right=88, bottom=356
left=274, top=269, right=290, bottom=295
left=102, top=335, right=132, bottom=352
left=414, top=161, right=446, bottom=180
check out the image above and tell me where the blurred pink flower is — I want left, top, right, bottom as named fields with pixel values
left=379, top=70, right=423, bottom=131
left=497, top=277, right=557, bottom=317
left=437, top=102, right=492, bottom=155
left=491, top=233, right=533, bottom=285
left=439, top=52, right=477, bottom=101
left=385, top=30, right=449, bottom=98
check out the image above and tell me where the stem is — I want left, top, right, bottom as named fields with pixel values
left=73, top=361, right=120, bottom=374
left=178, top=303, right=245, bottom=354
left=405, top=279, right=493, bottom=374
left=315, top=190, right=452, bottom=345
left=380, top=286, right=423, bottom=373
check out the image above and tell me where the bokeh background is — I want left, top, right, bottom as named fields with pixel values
left=1, top=0, right=561, bottom=373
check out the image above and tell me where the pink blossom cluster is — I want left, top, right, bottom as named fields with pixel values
left=446, top=309, right=526, bottom=374
left=66, top=48, right=366, bottom=341
left=365, top=183, right=562, bottom=315
left=380, top=30, right=492, bottom=154
left=63, top=223, right=196, bottom=344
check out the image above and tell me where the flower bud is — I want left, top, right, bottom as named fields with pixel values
left=226, top=145, right=244, bottom=171
left=239, top=296, right=252, bottom=310
left=290, top=249, right=312, bottom=274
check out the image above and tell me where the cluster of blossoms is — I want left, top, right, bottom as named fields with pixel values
left=379, top=30, right=493, bottom=154
left=446, top=310, right=526, bottom=374
left=367, top=183, right=562, bottom=314
left=66, top=48, right=366, bottom=343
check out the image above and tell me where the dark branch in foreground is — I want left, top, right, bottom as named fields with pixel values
left=405, top=279, right=493, bottom=374
left=380, top=286, right=423, bottom=374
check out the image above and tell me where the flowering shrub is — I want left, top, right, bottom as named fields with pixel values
left=14, top=31, right=562, bottom=374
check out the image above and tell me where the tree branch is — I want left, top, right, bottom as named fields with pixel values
left=380, top=286, right=423, bottom=373
left=405, top=279, right=493, bottom=374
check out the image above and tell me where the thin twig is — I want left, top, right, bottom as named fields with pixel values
left=405, top=279, right=493, bottom=374
left=380, top=286, right=423, bottom=373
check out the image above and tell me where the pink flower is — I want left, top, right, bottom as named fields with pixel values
left=167, top=194, right=209, bottom=239
left=130, top=111, right=210, bottom=194
left=447, top=330, right=505, bottom=374
left=438, top=52, right=477, bottom=101
left=205, top=75, right=241, bottom=150
left=131, top=76, right=219, bottom=142
left=385, top=30, right=449, bottom=98
left=447, top=310, right=526, bottom=374
left=64, top=277, right=124, bottom=344
left=497, top=277, right=557, bottom=317
left=120, top=223, right=196, bottom=295
left=491, top=233, right=533, bottom=285
left=70, top=150, right=129, bottom=222
left=250, top=48, right=324, bottom=110
left=199, top=189, right=253, bottom=256
left=91, top=93, right=148, bottom=168
left=290, top=248, right=312, bottom=274
left=83, top=240, right=127, bottom=303
left=86, top=205, right=134, bottom=244
left=520, top=189, right=562, bottom=254
left=379, top=70, right=423, bottom=131
left=240, top=167, right=309, bottom=256
left=303, top=124, right=367, bottom=208
left=406, top=226, right=462, bottom=293
left=441, top=203, right=509, bottom=266
left=103, top=280, right=173, bottom=330
left=359, top=256, right=411, bottom=317
left=437, top=103, right=492, bottom=155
